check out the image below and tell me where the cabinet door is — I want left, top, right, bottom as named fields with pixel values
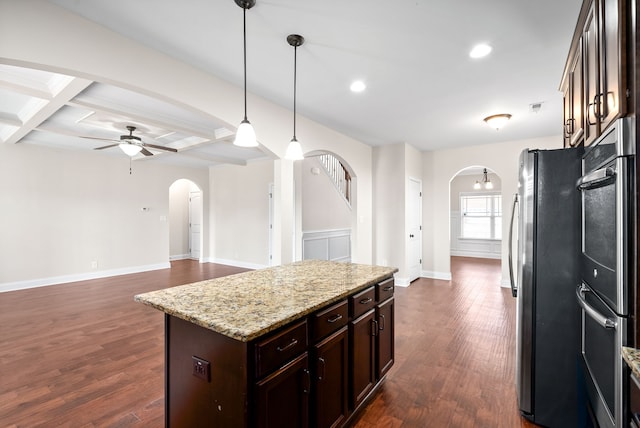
left=376, top=297, right=395, bottom=379
left=313, top=326, right=349, bottom=428
left=256, top=353, right=310, bottom=428
left=598, top=0, right=624, bottom=131
left=583, top=2, right=600, bottom=146
left=349, top=309, right=376, bottom=410
left=569, top=37, right=584, bottom=147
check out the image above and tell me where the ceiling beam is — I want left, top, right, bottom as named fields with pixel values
left=6, top=77, right=93, bottom=145
left=67, top=98, right=227, bottom=142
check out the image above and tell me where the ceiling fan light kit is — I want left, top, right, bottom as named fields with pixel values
left=233, top=0, right=258, bottom=148
left=285, top=34, right=305, bottom=161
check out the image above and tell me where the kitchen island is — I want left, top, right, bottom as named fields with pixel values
left=135, top=259, right=397, bottom=428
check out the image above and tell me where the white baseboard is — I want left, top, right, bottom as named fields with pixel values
left=0, top=262, right=171, bottom=293
left=169, top=253, right=192, bottom=261
left=500, top=278, right=512, bottom=288
left=450, top=250, right=501, bottom=260
left=393, top=276, right=410, bottom=287
left=421, top=270, right=452, bottom=281
left=206, top=257, right=269, bottom=271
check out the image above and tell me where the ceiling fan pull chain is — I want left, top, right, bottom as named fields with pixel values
left=129, top=157, right=132, bottom=175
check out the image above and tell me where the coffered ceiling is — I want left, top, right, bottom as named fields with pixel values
left=0, top=0, right=582, bottom=168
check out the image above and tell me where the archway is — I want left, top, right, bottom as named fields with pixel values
left=449, top=166, right=502, bottom=260
left=296, top=150, right=356, bottom=262
left=169, top=179, right=203, bottom=261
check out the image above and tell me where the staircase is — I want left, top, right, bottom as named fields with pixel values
left=318, top=153, right=351, bottom=206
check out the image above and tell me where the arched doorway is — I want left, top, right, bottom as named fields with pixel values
left=296, top=151, right=356, bottom=262
left=169, top=179, right=202, bottom=261
left=449, top=166, right=502, bottom=260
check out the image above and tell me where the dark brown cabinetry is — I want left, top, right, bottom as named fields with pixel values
left=312, top=326, right=349, bottom=428
left=164, top=275, right=395, bottom=428
left=561, top=0, right=627, bottom=147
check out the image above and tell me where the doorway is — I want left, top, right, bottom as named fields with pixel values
left=169, top=179, right=202, bottom=261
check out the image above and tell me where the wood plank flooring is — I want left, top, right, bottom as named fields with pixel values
left=0, top=257, right=535, bottom=427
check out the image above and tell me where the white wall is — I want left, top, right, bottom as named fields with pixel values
left=373, top=143, right=423, bottom=283
left=0, top=0, right=376, bottom=279
left=209, top=160, right=273, bottom=268
left=300, top=157, right=351, bottom=232
left=422, top=135, right=561, bottom=285
left=0, top=142, right=208, bottom=291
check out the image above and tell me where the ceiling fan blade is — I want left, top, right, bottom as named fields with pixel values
left=79, top=135, right=119, bottom=142
left=140, top=148, right=154, bottom=156
left=94, top=144, right=119, bottom=150
left=143, top=143, right=178, bottom=152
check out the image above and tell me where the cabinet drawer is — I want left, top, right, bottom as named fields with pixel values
left=376, top=277, right=394, bottom=303
left=255, top=320, right=308, bottom=379
left=350, top=286, right=375, bottom=319
left=312, top=299, right=348, bottom=341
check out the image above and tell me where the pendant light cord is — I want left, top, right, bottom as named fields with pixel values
left=293, top=44, right=297, bottom=139
left=243, top=6, right=248, bottom=121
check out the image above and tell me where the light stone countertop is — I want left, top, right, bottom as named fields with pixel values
left=134, top=260, right=397, bottom=342
left=623, top=346, right=640, bottom=378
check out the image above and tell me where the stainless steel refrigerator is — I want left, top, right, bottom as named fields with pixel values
left=508, top=147, right=583, bottom=427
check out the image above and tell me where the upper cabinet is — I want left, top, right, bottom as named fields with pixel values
left=561, top=0, right=628, bottom=147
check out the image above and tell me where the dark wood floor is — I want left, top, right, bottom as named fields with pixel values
left=0, top=257, right=535, bottom=427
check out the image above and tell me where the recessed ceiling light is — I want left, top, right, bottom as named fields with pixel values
left=469, top=43, right=492, bottom=59
left=350, top=80, right=366, bottom=93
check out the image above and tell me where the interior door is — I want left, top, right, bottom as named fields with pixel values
left=189, top=191, right=202, bottom=260
left=407, top=178, right=422, bottom=282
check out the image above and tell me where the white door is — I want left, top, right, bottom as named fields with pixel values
left=189, top=191, right=202, bottom=260
left=408, top=178, right=422, bottom=282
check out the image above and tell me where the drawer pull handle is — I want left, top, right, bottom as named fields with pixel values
left=276, top=339, right=298, bottom=352
left=317, top=357, right=326, bottom=381
left=327, top=314, right=343, bottom=323
left=383, top=286, right=393, bottom=291
left=359, top=297, right=373, bottom=305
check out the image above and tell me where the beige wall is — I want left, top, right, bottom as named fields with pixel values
left=0, top=0, right=376, bottom=289
left=422, top=135, right=561, bottom=285
left=0, top=142, right=208, bottom=290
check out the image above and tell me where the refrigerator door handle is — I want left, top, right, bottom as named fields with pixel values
left=508, top=193, right=519, bottom=297
left=576, top=284, right=618, bottom=329
left=576, top=166, right=616, bottom=190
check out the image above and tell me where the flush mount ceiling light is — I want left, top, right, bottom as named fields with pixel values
left=474, top=168, right=494, bottom=190
left=285, top=34, right=305, bottom=161
left=350, top=80, right=366, bottom=93
left=469, top=43, right=492, bottom=59
left=483, top=113, right=512, bottom=130
left=233, top=0, right=258, bottom=148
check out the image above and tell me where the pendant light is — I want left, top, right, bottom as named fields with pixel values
left=233, top=0, right=258, bottom=147
left=285, top=34, right=304, bottom=160
left=474, top=168, right=493, bottom=190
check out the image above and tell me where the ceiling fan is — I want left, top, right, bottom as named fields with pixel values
left=80, top=125, right=178, bottom=157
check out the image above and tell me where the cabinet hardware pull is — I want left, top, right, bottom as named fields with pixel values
left=327, top=314, right=343, bottom=323
left=587, top=100, right=598, bottom=126
left=372, top=319, right=379, bottom=336
left=302, top=368, right=311, bottom=394
left=383, top=286, right=393, bottom=291
left=359, top=297, right=373, bottom=305
left=318, top=357, right=326, bottom=381
left=276, top=338, right=298, bottom=352
left=379, top=314, right=386, bottom=331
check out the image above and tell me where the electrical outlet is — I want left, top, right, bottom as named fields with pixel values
left=192, top=356, right=210, bottom=382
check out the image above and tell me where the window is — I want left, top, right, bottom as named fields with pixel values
left=460, top=193, right=502, bottom=239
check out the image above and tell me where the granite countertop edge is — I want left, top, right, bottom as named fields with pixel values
left=622, top=346, right=640, bottom=378
left=134, top=260, right=398, bottom=343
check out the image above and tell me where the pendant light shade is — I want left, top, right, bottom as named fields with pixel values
left=119, top=143, right=142, bottom=157
left=285, top=34, right=304, bottom=161
left=233, top=0, right=258, bottom=148
left=474, top=168, right=493, bottom=189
